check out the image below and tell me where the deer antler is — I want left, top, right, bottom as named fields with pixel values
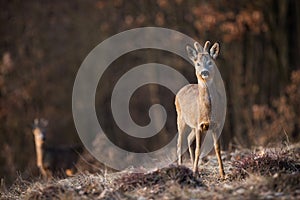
left=203, top=41, right=211, bottom=53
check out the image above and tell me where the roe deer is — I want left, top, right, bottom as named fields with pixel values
left=175, top=41, right=225, bottom=178
left=32, top=118, right=83, bottom=179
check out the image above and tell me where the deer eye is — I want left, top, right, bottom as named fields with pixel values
left=197, top=63, right=200, bottom=66
left=207, top=60, right=212, bottom=65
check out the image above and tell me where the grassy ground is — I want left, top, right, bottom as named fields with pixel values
left=1, top=143, right=300, bottom=200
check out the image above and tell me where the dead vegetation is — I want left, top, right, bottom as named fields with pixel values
left=1, top=143, right=300, bottom=200
left=117, top=165, right=203, bottom=192
left=1, top=0, right=300, bottom=185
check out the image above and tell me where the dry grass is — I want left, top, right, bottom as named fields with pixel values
left=1, top=143, right=300, bottom=200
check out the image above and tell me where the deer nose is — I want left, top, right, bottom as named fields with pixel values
left=201, top=70, right=209, bottom=79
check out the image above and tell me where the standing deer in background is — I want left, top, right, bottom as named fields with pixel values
left=32, top=118, right=83, bottom=179
left=175, top=41, right=225, bottom=178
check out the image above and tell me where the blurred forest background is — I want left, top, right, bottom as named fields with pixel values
left=1, top=0, right=300, bottom=185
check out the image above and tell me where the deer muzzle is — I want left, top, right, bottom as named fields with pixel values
left=200, top=70, right=210, bottom=79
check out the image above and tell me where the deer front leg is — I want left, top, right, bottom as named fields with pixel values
left=39, top=166, right=48, bottom=179
left=212, top=131, right=225, bottom=178
left=193, top=129, right=201, bottom=173
left=177, top=132, right=183, bottom=165
left=187, top=129, right=195, bottom=166
left=176, top=112, right=186, bottom=165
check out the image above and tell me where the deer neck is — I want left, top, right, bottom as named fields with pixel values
left=197, top=79, right=212, bottom=121
left=34, top=136, right=44, bottom=168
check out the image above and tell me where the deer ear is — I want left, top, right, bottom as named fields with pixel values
left=194, top=42, right=203, bottom=53
left=186, top=45, right=197, bottom=61
left=34, top=118, right=39, bottom=126
left=210, top=42, right=220, bottom=59
left=41, top=118, right=48, bottom=127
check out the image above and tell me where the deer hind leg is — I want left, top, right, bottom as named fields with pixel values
left=187, top=129, right=196, bottom=166
left=193, top=129, right=201, bottom=173
left=176, top=109, right=186, bottom=165
left=212, top=130, right=225, bottom=178
left=65, top=169, right=74, bottom=176
left=65, top=164, right=78, bottom=177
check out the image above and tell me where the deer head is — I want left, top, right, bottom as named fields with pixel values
left=32, top=118, right=48, bottom=143
left=186, top=41, right=219, bottom=84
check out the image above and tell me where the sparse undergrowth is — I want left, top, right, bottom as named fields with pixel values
left=231, top=146, right=300, bottom=179
left=117, top=165, right=203, bottom=193
left=1, top=143, right=300, bottom=200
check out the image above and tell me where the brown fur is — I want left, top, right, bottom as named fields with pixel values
left=32, top=119, right=83, bottom=179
